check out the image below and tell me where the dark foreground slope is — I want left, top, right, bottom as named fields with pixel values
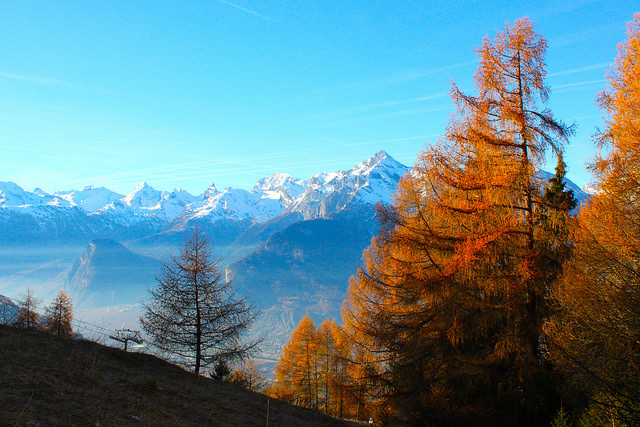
left=0, top=326, right=357, bottom=426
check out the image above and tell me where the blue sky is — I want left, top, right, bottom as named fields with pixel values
left=0, top=1, right=635, bottom=194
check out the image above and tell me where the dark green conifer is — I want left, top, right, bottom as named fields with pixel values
left=544, top=154, right=577, bottom=212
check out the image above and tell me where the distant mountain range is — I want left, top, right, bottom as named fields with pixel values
left=0, top=152, right=591, bottom=358
left=0, top=151, right=409, bottom=245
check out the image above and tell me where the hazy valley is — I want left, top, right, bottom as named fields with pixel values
left=0, top=151, right=589, bottom=362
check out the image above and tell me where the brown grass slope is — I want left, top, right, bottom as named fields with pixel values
left=0, top=325, right=358, bottom=426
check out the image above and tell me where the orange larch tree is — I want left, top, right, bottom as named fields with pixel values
left=273, top=313, right=320, bottom=409
left=546, top=14, right=640, bottom=424
left=44, top=290, right=73, bottom=336
left=273, top=316, right=365, bottom=419
left=343, top=18, right=573, bottom=426
left=327, top=321, right=359, bottom=420
left=315, top=319, right=336, bottom=415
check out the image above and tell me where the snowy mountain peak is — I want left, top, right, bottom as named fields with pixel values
left=54, top=186, right=123, bottom=213
left=161, top=188, right=198, bottom=220
left=254, top=173, right=289, bottom=190
left=0, top=181, right=49, bottom=207
left=123, top=182, right=163, bottom=208
left=203, top=183, right=219, bottom=199
left=0, top=152, right=591, bottom=241
left=349, top=150, right=405, bottom=178
left=288, top=152, right=411, bottom=219
left=253, top=172, right=306, bottom=200
left=133, top=182, right=153, bottom=192
left=375, top=150, right=390, bottom=159
left=33, top=187, right=49, bottom=196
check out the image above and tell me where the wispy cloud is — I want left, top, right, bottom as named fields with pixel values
left=345, top=135, right=440, bottom=147
left=0, top=70, right=120, bottom=95
left=548, top=63, right=610, bottom=77
left=552, top=79, right=606, bottom=93
left=64, top=146, right=327, bottom=188
left=213, top=0, right=278, bottom=23
left=326, top=105, right=451, bottom=127
left=0, top=71, right=74, bottom=87
left=306, top=61, right=475, bottom=98
left=316, top=91, right=450, bottom=121
left=550, top=21, right=628, bottom=48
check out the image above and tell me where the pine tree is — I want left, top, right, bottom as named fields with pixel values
left=546, top=14, right=640, bottom=424
left=343, top=18, right=572, bottom=425
left=210, top=360, right=231, bottom=380
left=44, top=290, right=73, bottom=336
left=544, top=154, right=577, bottom=213
left=141, top=228, right=258, bottom=375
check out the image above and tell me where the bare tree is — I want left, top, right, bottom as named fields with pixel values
left=141, top=228, right=258, bottom=375
left=15, top=288, right=41, bottom=329
left=44, top=290, right=73, bottom=336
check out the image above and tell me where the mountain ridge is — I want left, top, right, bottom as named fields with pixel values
left=0, top=151, right=412, bottom=244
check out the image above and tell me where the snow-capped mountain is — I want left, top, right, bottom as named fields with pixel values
left=0, top=181, right=56, bottom=207
left=186, top=186, right=263, bottom=222
left=53, top=186, right=124, bottom=213
left=0, top=152, right=409, bottom=244
left=0, top=151, right=588, bottom=245
left=253, top=173, right=307, bottom=205
left=289, top=151, right=409, bottom=219
left=0, top=152, right=406, bottom=227
left=96, top=183, right=198, bottom=224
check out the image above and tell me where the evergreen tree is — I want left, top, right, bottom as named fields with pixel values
left=210, top=360, right=231, bottom=380
left=343, top=18, right=573, bottom=425
left=544, top=154, right=577, bottom=212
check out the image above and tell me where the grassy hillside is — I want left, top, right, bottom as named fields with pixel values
left=0, top=325, right=358, bottom=426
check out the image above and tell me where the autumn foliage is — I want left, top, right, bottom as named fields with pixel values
left=44, top=290, right=73, bottom=336
left=272, top=315, right=363, bottom=419
left=274, top=14, right=640, bottom=426
left=341, top=17, right=574, bottom=426
left=545, top=14, right=640, bottom=424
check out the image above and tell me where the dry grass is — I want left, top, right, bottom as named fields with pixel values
left=0, top=325, right=358, bottom=426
